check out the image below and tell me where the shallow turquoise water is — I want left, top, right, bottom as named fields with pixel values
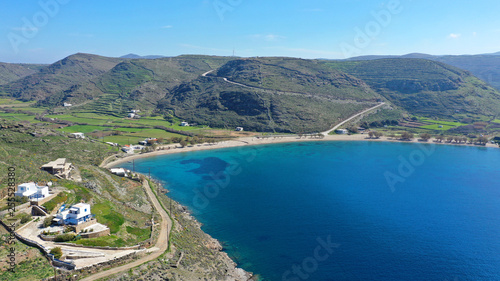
left=120, top=141, right=500, bottom=280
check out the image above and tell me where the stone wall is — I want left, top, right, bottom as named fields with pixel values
left=80, top=228, right=110, bottom=238
left=71, top=218, right=97, bottom=233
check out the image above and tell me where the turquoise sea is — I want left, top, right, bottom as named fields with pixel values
left=119, top=141, right=500, bottom=280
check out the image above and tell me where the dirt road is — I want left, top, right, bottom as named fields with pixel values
left=80, top=179, right=171, bottom=281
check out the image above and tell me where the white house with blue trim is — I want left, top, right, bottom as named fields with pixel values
left=54, top=203, right=94, bottom=225
left=15, top=182, right=49, bottom=200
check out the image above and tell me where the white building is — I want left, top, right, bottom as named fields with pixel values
left=63, top=102, right=72, bottom=107
left=54, top=203, right=93, bottom=225
left=110, top=168, right=128, bottom=177
left=180, top=121, right=189, bottom=127
left=235, top=127, right=244, bottom=131
left=69, top=132, right=85, bottom=139
left=15, top=182, right=49, bottom=200
left=335, top=129, right=349, bottom=135
left=128, top=113, right=136, bottom=118
left=130, top=109, right=140, bottom=113
left=139, top=138, right=157, bottom=145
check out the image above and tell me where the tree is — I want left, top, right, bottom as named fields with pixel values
left=477, top=136, right=488, bottom=145
left=400, top=132, right=414, bottom=140
left=373, top=131, right=383, bottom=139
left=435, top=135, right=444, bottom=142
left=50, top=247, right=63, bottom=259
left=368, top=131, right=374, bottom=138
left=420, top=133, right=432, bottom=141
left=446, top=136, right=454, bottom=143
left=179, top=140, right=188, bottom=147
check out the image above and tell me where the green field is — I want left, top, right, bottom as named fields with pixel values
left=419, top=124, right=456, bottom=130
left=418, top=117, right=467, bottom=126
left=494, top=120, right=500, bottom=124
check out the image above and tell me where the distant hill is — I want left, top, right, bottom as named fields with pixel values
left=346, top=52, right=500, bottom=90
left=0, top=53, right=123, bottom=101
left=0, top=62, right=46, bottom=85
left=325, top=59, right=500, bottom=117
left=120, top=54, right=167, bottom=59
left=1, top=53, right=499, bottom=133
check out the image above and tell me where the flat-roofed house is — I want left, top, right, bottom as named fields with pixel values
left=14, top=182, right=49, bottom=200
left=69, top=132, right=85, bottom=139
left=54, top=203, right=94, bottom=225
left=41, top=158, right=74, bottom=179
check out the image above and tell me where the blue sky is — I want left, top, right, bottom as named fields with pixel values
left=1, top=0, right=499, bottom=63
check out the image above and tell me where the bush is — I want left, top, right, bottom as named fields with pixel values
left=50, top=247, right=63, bottom=259
left=54, top=233, right=76, bottom=242
left=19, top=213, right=32, bottom=224
left=43, top=216, right=54, bottom=228
left=42, top=192, right=68, bottom=212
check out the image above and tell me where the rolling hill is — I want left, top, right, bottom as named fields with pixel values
left=324, top=59, right=500, bottom=117
left=0, top=62, right=46, bottom=85
left=347, top=52, right=500, bottom=90
left=0, top=53, right=499, bottom=133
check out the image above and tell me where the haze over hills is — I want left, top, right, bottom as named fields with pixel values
left=0, top=53, right=499, bottom=133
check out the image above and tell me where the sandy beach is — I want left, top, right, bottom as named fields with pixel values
left=102, top=134, right=498, bottom=168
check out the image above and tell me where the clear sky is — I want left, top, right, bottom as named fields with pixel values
left=1, top=0, right=499, bottom=63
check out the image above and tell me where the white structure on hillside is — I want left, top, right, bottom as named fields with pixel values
left=180, top=121, right=189, bottom=127
left=335, top=129, right=349, bottom=134
left=139, top=138, right=157, bottom=145
left=236, top=127, right=244, bottom=131
left=69, top=132, right=85, bottom=139
left=128, top=113, right=136, bottom=118
left=110, top=168, right=128, bottom=177
left=63, top=102, right=72, bottom=107
left=15, top=182, right=49, bottom=200
left=121, top=145, right=145, bottom=154
left=54, top=203, right=93, bottom=225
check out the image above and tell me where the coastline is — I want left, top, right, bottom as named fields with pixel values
left=100, top=134, right=497, bottom=280
left=103, top=134, right=498, bottom=168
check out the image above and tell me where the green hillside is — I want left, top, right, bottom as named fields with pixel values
left=215, top=57, right=380, bottom=101
left=0, top=63, right=46, bottom=85
left=324, top=59, right=500, bottom=118
left=0, top=53, right=123, bottom=101
left=0, top=54, right=499, bottom=134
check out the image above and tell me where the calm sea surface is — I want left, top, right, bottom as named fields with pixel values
left=120, top=141, right=500, bottom=281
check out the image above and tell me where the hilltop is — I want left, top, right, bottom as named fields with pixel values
left=347, top=52, right=500, bottom=91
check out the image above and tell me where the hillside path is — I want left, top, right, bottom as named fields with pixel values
left=80, top=179, right=171, bottom=281
left=321, top=102, right=386, bottom=135
left=202, top=69, right=387, bottom=136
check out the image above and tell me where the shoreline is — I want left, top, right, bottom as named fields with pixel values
left=101, top=134, right=497, bottom=280
left=103, top=134, right=498, bottom=168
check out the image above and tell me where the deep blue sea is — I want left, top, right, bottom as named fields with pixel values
left=119, top=141, right=500, bottom=281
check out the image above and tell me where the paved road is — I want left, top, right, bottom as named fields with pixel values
left=321, top=102, right=386, bottom=135
left=80, top=179, right=171, bottom=281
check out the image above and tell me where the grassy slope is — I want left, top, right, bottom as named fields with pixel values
left=159, top=76, right=374, bottom=133
left=1, top=53, right=123, bottom=101
left=324, top=58, right=500, bottom=118
left=215, top=57, right=380, bottom=101
left=0, top=63, right=46, bottom=85
left=0, top=120, right=154, bottom=246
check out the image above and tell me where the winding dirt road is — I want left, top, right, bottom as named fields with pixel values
left=80, top=179, right=171, bottom=281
